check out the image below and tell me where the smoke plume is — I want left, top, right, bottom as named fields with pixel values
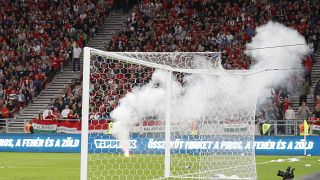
left=111, top=21, right=309, bottom=153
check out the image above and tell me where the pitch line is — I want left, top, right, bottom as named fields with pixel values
left=0, top=157, right=79, bottom=160
left=153, top=156, right=304, bottom=180
left=0, top=166, right=79, bottom=170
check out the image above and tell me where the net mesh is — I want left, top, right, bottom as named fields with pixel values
left=85, top=49, right=257, bottom=179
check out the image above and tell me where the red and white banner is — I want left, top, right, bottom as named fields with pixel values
left=32, top=119, right=57, bottom=133
left=32, top=119, right=110, bottom=134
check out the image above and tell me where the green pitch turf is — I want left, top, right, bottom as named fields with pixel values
left=0, top=152, right=319, bottom=180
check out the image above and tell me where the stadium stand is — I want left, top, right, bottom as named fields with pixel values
left=0, top=0, right=113, bottom=120
left=2, top=0, right=318, bottom=135
left=102, top=0, right=319, bottom=126
left=32, top=0, right=319, bottom=133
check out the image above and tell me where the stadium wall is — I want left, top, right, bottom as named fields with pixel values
left=0, top=134, right=319, bottom=156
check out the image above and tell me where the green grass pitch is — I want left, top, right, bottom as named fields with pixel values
left=0, top=152, right=319, bottom=180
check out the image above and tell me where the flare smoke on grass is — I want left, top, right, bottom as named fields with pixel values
left=111, top=21, right=309, bottom=154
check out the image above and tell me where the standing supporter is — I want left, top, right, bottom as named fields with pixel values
left=17, top=89, right=26, bottom=109
left=297, top=102, right=310, bottom=121
left=285, top=105, right=295, bottom=135
left=314, top=80, right=320, bottom=105
left=304, top=55, right=313, bottom=85
left=6, top=100, right=16, bottom=117
left=73, top=43, right=82, bottom=72
left=33, top=75, right=42, bottom=97
left=299, top=79, right=310, bottom=106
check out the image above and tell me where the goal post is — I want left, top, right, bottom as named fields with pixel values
left=80, top=47, right=90, bottom=180
left=81, top=47, right=257, bottom=180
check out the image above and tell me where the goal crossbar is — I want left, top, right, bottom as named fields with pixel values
left=81, top=47, right=257, bottom=180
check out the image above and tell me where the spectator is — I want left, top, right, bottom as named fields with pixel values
left=285, top=105, right=295, bottom=135
left=101, top=111, right=109, bottom=120
left=0, top=104, right=10, bottom=119
left=67, top=109, right=79, bottom=119
left=48, top=98, right=56, bottom=110
left=17, top=89, right=26, bottom=110
left=57, top=99, right=65, bottom=112
left=299, top=79, right=310, bottom=106
left=43, top=106, right=53, bottom=119
left=6, top=100, right=15, bottom=117
left=297, top=101, right=310, bottom=121
left=45, top=111, right=56, bottom=120
left=314, top=80, right=320, bottom=105
left=285, top=105, right=295, bottom=120
left=25, top=121, right=34, bottom=134
left=73, top=43, right=82, bottom=72
left=33, top=75, right=42, bottom=97
left=313, top=104, right=320, bottom=118
left=61, top=105, right=71, bottom=119
left=257, top=111, right=266, bottom=135
left=52, top=106, right=62, bottom=119
left=304, top=55, right=313, bottom=85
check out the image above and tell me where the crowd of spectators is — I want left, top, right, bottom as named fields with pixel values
left=107, top=0, right=319, bottom=69
left=106, top=2, right=318, bottom=107
left=0, top=0, right=113, bottom=119
left=41, top=76, right=82, bottom=120
left=34, top=0, right=320, bottom=135
left=102, top=0, right=319, bottom=135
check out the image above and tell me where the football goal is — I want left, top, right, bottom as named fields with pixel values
left=81, top=47, right=257, bottom=180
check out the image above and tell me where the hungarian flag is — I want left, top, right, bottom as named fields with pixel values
left=32, top=119, right=57, bottom=133
left=32, top=119, right=109, bottom=134
left=32, top=119, right=81, bottom=134
left=56, top=121, right=81, bottom=134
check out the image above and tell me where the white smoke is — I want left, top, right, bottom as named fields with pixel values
left=111, top=21, right=309, bottom=153
left=246, top=21, right=309, bottom=92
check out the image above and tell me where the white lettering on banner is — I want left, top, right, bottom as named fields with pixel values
left=294, top=140, right=314, bottom=150
left=0, top=137, right=316, bottom=151
left=33, top=123, right=57, bottom=131
left=0, top=137, right=80, bottom=148
left=131, top=126, right=181, bottom=133
left=45, top=138, right=55, bottom=147
left=142, top=126, right=180, bottom=132
left=22, top=138, right=45, bottom=147
left=61, top=137, right=80, bottom=147
left=254, top=140, right=276, bottom=149
left=276, top=140, right=287, bottom=150
left=0, top=139, right=14, bottom=148
left=55, top=139, right=61, bottom=147
left=185, top=141, right=214, bottom=150
left=94, top=140, right=137, bottom=149
left=220, top=141, right=243, bottom=150
left=287, top=142, right=293, bottom=149
left=146, top=139, right=315, bottom=151
left=148, top=139, right=185, bottom=149
left=15, top=139, right=21, bottom=147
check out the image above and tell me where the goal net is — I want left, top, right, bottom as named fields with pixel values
left=81, top=47, right=257, bottom=180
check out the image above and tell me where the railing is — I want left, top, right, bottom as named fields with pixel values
left=1, top=118, right=319, bottom=135
left=257, top=119, right=320, bottom=136
left=0, top=119, right=12, bottom=133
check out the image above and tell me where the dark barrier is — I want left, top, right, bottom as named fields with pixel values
left=0, top=134, right=319, bottom=155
